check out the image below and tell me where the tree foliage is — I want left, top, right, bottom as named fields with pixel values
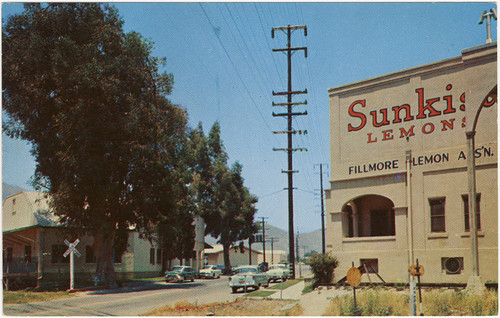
left=191, top=122, right=258, bottom=274
left=309, top=252, right=339, bottom=285
left=2, top=3, right=187, bottom=285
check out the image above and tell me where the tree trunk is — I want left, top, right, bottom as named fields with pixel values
left=94, top=228, right=117, bottom=287
left=222, top=242, right=232, bottom=275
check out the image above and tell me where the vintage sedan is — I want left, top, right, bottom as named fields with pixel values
left=199, top=265, right=222, bottom=279
left=228, top=265, right=270, bottom=293
left=164, top=266, right=197, bottom=283
left=267, top=264, right=291, bottom=282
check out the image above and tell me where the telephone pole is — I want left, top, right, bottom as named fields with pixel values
left=315, top=164, right=328, bottom=254
left=272, top=25, right=308, bottom=280
left=259, top=217, right=269, bottom=264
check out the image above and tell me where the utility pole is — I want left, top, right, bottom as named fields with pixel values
left=259, top=217, right=268, bottom=265
left=249, top=223, right=253, bottom=265
left=272, top=25, right=308, bottom=280
left=315, top=164, right=329, bottom=254
left=269, top=237, right=279, bottom=264
left=296, top=229, right=302, bottom=278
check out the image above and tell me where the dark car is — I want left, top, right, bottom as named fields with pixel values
left=214, top=264, right=226, bottom=274
left=164, top=266, right=197, bottom=283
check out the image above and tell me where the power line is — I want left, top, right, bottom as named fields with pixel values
left=198, top=4, right=278, bottom=142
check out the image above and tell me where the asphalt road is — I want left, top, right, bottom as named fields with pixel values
left=4, top=277, right=237, bottom=316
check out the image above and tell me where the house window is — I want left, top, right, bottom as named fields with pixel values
left=150, top=248, right=155, bottom=265
left=156, top=249, right=162, bottom=265
left=24, top=245, right=32, bottom=263
left=86, top=245, right=96, bottom=263
left=462, top=194, right=481, bottom=231
left=113, top=248, right=122, bottom=264
left=429, top=197, right=446, bottom=232
left=360, top=258, right=379, bottom=273
left=12, top=198, right=16, bottom=215
left=51, top=245, right=69, bottom=264
left=6, top=247, right=13, bottom=262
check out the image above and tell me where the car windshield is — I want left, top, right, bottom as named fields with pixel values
left=172, top=266, right=183, bottom=271
left=269, top=265, right=285, bottom=270
left=236, top=267, right=257, bottom=274
left=203, top=266, right=212, bottom=269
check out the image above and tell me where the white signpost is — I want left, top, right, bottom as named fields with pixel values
left=63, top=239, right=81, bottom=290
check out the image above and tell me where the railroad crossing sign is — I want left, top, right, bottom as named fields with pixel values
left=63, top=239, right=81, bottom=290
left=64, top=239, right=81, bottom=258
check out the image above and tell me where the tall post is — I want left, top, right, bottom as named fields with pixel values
left=271, top=237, right=274, bottom=264
left=70, top=251, right=75, bottom=290
left=272, top=25, right=308, bottom=280
left=249, top=231, right=253, bottom=265
left=319, top=164, right=326, bottom=254
left=465, top=84, right=496, bottom=293
left=406, top=150, right=416, bottom=315
left=479, top=9, right=497, bottom=44
left=262, top=219, right=266, bottom=264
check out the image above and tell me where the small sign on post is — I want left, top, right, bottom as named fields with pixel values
left=64, top=239, right=81, bottom=291
left=347, top=262, right=362, bottom=315
left=409, top=259, right=425, bottom=316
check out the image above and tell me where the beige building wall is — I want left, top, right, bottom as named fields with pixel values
left=257, top=250, right=287, bottom=265
left=3, top=191, right=54, bottom=232
left=326, top=43, right=497, bottom=284
left=204, top=245, right=261, bottom=267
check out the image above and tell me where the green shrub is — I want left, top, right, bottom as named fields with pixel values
left=309, top=252, right=338, bottom=285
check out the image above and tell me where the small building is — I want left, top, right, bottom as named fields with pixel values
left=256, top=249, right=287, bottom=265
left=3, top=191, right=204, bottom=288
left=203, top=244, right=262, bottom=268
left=326, top=42, right=497, bottom=284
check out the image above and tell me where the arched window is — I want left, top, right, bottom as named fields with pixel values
left=342, top=195, right=395, bottom=237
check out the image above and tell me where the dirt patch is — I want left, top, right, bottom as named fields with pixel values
left=143, top=298, right=303, bottom=316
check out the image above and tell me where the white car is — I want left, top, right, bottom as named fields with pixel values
left=199, top=265, right=222, bottom=279
left=267, top=264, right=291, bottom=282
left=229, top=265, right=270, bottom=293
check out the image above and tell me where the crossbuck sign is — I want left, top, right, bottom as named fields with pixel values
left=64, top=239, right=81, bottom=290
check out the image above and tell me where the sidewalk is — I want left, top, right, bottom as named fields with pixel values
left=267, top=279, right=352, bottom=316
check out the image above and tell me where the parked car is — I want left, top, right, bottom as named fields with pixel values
left=199, top=265, right=222, bottom=279
left=267, top=264, right=290, bottom=282
left=164, top=266, right=197, bottom=283
left=228, top=265, right=270, bottom=293
left=214, top=264, right=226, bottom=274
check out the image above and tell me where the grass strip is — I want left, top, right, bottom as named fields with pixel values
left=3, top=291, right=75, bottom=304
left=267, top=279, right=300, bottom=290
left=246, top=290, right=276, bottom=297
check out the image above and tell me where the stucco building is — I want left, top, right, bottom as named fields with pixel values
left=203, top=244, right=262, bottom=267
left=326, top=42, right=497, bottom=285
left=3, top=191, right=205, bottom=288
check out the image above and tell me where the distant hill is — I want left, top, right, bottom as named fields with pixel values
left=3, top=183, right=24, bottom=201
left=205, top=223, right=323, bottom=255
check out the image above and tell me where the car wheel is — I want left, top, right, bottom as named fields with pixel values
left=232, top=287, right=238, bottom=293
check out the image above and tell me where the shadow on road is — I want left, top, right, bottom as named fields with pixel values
left=87, top=281, right=206, bottom=295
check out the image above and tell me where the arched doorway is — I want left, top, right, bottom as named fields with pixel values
left=342, top=195, right=395, bottom=237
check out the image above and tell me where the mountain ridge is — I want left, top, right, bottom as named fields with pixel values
left=205, top=223, right=322, bottom=255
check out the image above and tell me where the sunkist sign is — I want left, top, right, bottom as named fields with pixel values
left=346, top=84, right=495, bottom=143
left=343, top=83, right=496, bottom=176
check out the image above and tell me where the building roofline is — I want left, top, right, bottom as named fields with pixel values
left=328, top=42, right=497, bottom=96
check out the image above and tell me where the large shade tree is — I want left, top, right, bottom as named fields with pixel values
left=197, top=122, right=259, bottom=274
left=2, top=3, right=188, bottom=285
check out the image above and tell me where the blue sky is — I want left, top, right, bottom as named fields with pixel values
left=2, top=2, right=497, bottom=233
